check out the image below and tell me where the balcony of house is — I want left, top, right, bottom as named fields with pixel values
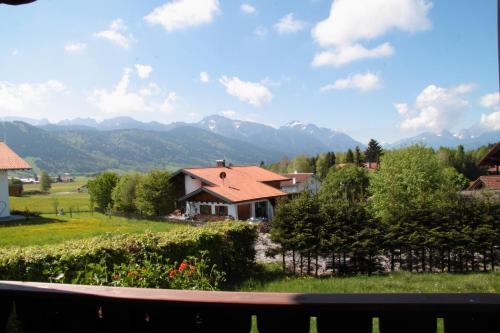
left=0, top=281, right=499, bottom=333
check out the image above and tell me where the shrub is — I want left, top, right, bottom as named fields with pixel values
left=0, top=222, right=256, bottom=284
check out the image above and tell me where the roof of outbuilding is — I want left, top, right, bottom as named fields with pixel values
left=176, top=165, right=289, bottom=203
left=280, top=173, right=313, bottom=187
left=467, top=175, right=500, bottom=191
left=0, top=143, right=32, bottom=171
left=478, top=141, right=500, bottom=166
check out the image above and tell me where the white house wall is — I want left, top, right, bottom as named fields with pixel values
left=0, top=171, right=10, bottom=218
left=185, top=199, right=274, bottom=221
left=184, top=174, right=202, bottom=194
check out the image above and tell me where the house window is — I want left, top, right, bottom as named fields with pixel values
left=255, top=201, right=268, bottom=218
left=215, top=205, right=227, bottom=216
left=200, top=205, right=211, bottom=215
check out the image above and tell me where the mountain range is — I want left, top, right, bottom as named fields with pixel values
left=0, top=115, right=498, bottom=174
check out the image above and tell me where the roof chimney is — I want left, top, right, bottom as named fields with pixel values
left=216, top=159, right=226, bottom=168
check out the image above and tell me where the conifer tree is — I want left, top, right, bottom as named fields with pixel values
left=364, top=139, right=383, bottom=163
left=345, top=149, right=354, bottom=163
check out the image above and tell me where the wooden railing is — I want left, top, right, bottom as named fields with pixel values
left=0, top=281, right=499, bottom=333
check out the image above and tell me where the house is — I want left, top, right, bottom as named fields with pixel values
left=280, top=171, right=321, bottom=194
left=171, top=160, right=289, bottom=221
left=466, top=141, right=500, bottom=192
left=0, top=142, right=32, bottom=219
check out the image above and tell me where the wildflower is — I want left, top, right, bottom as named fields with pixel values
left=168, top=269, right=177, bottom=279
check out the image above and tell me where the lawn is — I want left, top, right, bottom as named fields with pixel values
left=0, top=213, right=187, bottom=247
left=11, top=177, right=90, bottom=214
left=242, top=265, right=499, bottom=333
left=239, top=265, right=500, bottom=293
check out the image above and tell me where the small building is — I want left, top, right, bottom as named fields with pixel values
left=280, top=171, right=321, bottom=194
left=0, top=143, right=32, bottom=219
left=171, top=160, right=289, bottom=221
left=466, top=141, right=500, bottom=193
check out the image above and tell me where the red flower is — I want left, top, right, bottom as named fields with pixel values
left=179, top=262, right=188, bottom=271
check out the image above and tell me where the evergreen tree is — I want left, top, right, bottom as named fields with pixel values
left=354, top=146, right=363, bottom=166
left=345, top=149, right=354, bottom=163
left=364, top=139, right=383, bottom=163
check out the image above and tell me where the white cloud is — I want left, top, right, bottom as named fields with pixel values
left=160, top=92, right=179, bottom=113
left=312, top=0, right=431, bottom=66
left=321, top=72, right=381, bottom=92
left=0, top=80, right=68, bottom=117
left=480, top=92, right=499, bottom=109
left=135, top=64, right=153, bottom=79
left=274, top=13, right=306, bottom=34
left=11, top=49, right=18, bottom=56
left=395, top=83, right=474, bottom=133
left=64, top=42, right=87, bottom=53
left=90, top=68, right=177, bottom=114
left=144, top=0, right=220, bottom=32
left=241, top=3, right=256, bottom=14
left=254, top=25, right=268, bottom=39
left=312, top=42, right=394, bottom=67
left=219, top=76, right=272, bottom=107
left=199, top=71, right=210, bottom=83
left=479, top=92, right=500, bottom=130
left=94, top=19, right=133, bottom=49
left=312, top=43, right=394, bottom=67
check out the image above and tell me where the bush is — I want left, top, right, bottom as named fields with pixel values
left=0, top=222, right=257, bottom=284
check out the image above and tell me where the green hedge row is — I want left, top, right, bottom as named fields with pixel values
left=0, top=222, right=257, bottom=283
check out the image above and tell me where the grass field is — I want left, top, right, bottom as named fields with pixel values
left=10, top=178, right=90, bottom=213
left=0, top=213, right=187, bottom=247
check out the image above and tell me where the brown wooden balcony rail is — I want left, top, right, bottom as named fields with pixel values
left=0, top=281, right=499, bottom=333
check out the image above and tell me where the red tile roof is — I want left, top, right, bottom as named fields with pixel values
left=478, top=141, right=500, bottom=166
left=467, top=175, right=500, bottom=191
left=281, top=173, right=313, bottom=187
left=178, top=165, right=289, bottom=203
left=0, top=143, right=32, bottom=171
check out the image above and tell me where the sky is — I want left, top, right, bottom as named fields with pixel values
left=0, top=0, right=499, bottom=143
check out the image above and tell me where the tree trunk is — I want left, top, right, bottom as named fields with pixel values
left=315, top=256, right=319, bottom=277
left=447, top=251, right=452, bottom=272
left=300, top=253, right=303, bottom=275
left=307, top=251, right=311, bottom=275
left=292, top=250, right=296, bottom=274
left=343, top=252, right=346, bottom=274
left=282, top=250, right=286, bottom=273
left=332, top=253, right=335, bottom=275
left=491, top=247, right=495, bottom=272
left=408, top=249, right=413, bottom=272
left=483, top=251, right=487, bottom=272
left=390, top=251, right=395, bottom=272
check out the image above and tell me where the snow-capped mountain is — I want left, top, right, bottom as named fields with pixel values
left=388, top=129, right=500, bottom=149
left=197, top=115, right=363, bottom=156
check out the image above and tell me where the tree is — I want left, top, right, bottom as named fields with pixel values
left=135, top=170, right=175, bottom=216
left=345, top=149, right=354, bottom=163
left=88, top=172, right=119, bottom=211
left=354, top=146, right=363, bottom=166
left=364, top=139, right=383, bottom=163
left=316, top=152, right=336, bottom=180
left=288, top=155, right=313, bottom=173
left=112, top=173, right=142, bottom=213
left=369, top=146, right=459, bottom=272
left=319, top=166, right=369, bottom=203
left=39, top=171, right=51, bottom=192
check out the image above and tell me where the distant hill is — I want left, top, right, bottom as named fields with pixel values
left=0, top=122, right=283, bottom=174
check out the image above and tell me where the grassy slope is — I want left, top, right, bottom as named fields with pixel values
left=0, top=213, right=187, bottom=247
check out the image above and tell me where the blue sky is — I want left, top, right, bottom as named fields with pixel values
left=0, top=0, right=498, bottom=143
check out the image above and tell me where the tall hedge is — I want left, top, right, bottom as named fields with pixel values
left=0, top=222, right=257, bottom=283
